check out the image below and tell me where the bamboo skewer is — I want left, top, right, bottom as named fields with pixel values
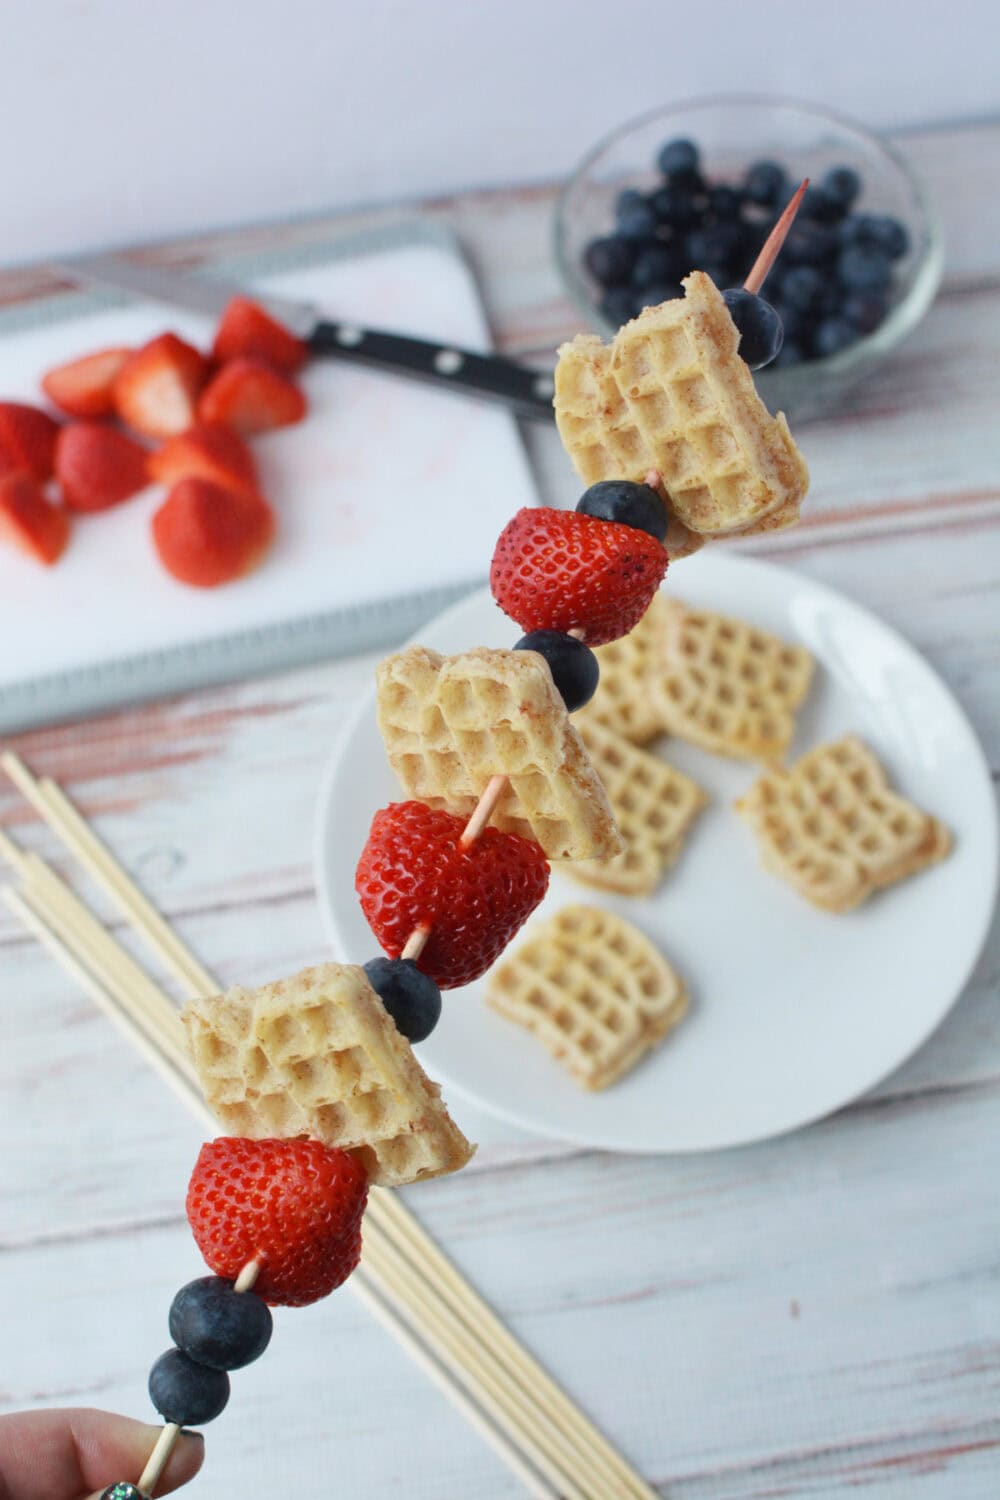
left=743, top=179, right=808, bottom=295
left=0, top=756, right=658, bottom=1500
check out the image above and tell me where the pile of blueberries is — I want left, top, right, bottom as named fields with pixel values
left=582, top=138, right=910, bottom=368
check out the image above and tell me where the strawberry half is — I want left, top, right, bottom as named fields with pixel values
left=149, top=422, right=259, bottom=498
left=114, top=333, right=208, bottom=438
left=55, top=422, right=150, bottom=513
left=356, top=801, right=550, bottom=989
left=197, top=357, right=307, bottom=434
left=490, top=506, right=668, bottom=646
left=212, top=297, right=308, bottom=375
left=0, top=402, right=61, bottom=482
left=186, top=1137, right=369, bottom=1307
left=152, top=477, right=275, bottom=587
left=42, top=347, right=131, bottom=419
left=0, top=474, right=70, bottom=565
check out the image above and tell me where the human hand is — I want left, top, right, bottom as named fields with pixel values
left=0, top=1407, right=203, bottom=1500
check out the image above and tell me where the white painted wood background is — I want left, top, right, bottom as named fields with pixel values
left=1, top=120, right=998, bottom=1497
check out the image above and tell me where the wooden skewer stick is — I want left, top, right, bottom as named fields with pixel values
left=742, top=178, right=808, bottom=295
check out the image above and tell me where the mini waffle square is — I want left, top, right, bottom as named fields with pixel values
left=574, top=593, right=670, bottom=745
left=376, top=644, right=622, bottom=862
left=554, top=272, right=809, bottom=540
left=735, top=735, right=952, bottom=912
left=182, top=963, right=475, bottom=1187
left=651, top=598, right=814, bottom=762
left=571, top=718, right=707, bottom=896
left=487, top=905, right=688, bottom=1090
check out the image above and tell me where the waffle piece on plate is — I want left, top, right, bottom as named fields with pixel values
left=651, top=598, right=814, bottom=762
left=735, top=735, right=952, bottom=912
left=376, top=644, right=622, bottom=862
left=554, top=272, right=809, bottom=546
left=487, top=905, right=688, bottom=1090
left=571, top=717, right=707, bottom=896
left=182, top=962, right=474, bottom=1187
left=574, top=592, right=670, bottom=745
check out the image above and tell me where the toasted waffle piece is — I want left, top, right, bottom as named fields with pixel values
left=575, top=593, right=670, bottom=745
left=735, top=735, right=952, bottom=912
left=571, top=718, right=707, bottom=896
left=554, top=272, right=809, bottom=540
left=651, top=598, right=814, bottom=762
left=376, top=644, right=622, bottom=862
left=487, top=905, right=688, bottom=1090
left=182, top=962, right=475, bottom=1187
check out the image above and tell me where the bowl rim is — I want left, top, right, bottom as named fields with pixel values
left=553, top=91, right=943, bottom=383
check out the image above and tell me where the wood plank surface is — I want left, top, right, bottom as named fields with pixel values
left=1, top=119, right=998, bottom=1497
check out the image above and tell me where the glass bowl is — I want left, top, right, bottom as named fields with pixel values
left=554, top=95, right=943, bottom=421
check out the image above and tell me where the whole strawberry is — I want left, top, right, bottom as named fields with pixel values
left=187, top=1138, right=368, bottom=1307
left=356, top=801, right=549, bottom=989
left=490, top=506, right=667, bottom=646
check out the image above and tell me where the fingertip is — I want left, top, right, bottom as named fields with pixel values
left=156, top=1429, right=206, bottom=1495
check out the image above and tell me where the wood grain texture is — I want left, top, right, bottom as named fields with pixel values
left=1, top=120, right=998, bottom=1497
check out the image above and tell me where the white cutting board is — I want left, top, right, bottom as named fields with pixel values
left=0, top=225, right=538, bottom=729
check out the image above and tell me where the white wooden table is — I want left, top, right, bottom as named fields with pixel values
left=1, top=121, right=998, bottom=1498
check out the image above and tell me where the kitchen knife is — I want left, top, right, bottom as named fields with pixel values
left=54, top=253, right=557, bottom=422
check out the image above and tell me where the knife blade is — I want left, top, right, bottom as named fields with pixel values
left=54, top=254, right=557, bottom=422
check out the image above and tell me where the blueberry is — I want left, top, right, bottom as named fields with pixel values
left=721, top=289, right=784, bottom=371
left=686, top=224, right=745, bottom=269
left=770, top=301, right=803, bottom=344
left=615, top=200, right=658, bottom=240
left=657, top=137, right=700, bottom=178
left=842, top=290, right=888, bottom=333
left=744, top=160, right=787, bottom=207
left=583, top=235, right=635, bottom=288
left=708, top=185, right=743, bottom=220
left=801, top=185, right=845, bottom=223
left=822, top=166, right=861, bottom=209
left=837, top=245, right=892, bottom=292
left=149, top=1348, right=230, bottom=1426
left=781, top=265, right=826, bottom=312
left=772, top=340, right=805, bottom=368
left=782, top=221, right=839, bottom=265
left=514, top=631, right=599, bottom=713
left=577, top=479, right=667, bottom=541
left=631, top=244, right=682, bottom=289
left=858, top=214, right=910, bottom=260
left=363, top=958, right=442, bottom=1043
left=599, top=286, right=636, bottom=328
left=634, top=282, right=684, bottom=310
left=169, top=1277, right=272, bottom=1371
left=649, top=186, right=698, bottom=229
left=812, top=317, right=860, bottom=358
left=615, top=187, right=645, bottom=217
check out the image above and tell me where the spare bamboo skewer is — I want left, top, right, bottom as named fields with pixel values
left=0, top=766, right=658, bottom=1500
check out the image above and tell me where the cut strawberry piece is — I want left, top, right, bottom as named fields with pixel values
left=356, top=801, right=550, bottom=989
left=41, top=347, right=131, bottom=419
left=152, top=477, right=275, bottom=587
left=0, top=402, right=61, bottom=481
left=490, top=506, right=668, bottom=646
left=187, top=1137, right=368, bottom=1307
left=55, top=422, right=150, bottom=513
left=148, top=422, right=258, bottom=498
left=113, top=333, right=208, bottom=438
left=0, top=474, right=70, bottom=565
left=212, top=297, right=308, bottom=375
left=197, top=357, right=307, bottom=435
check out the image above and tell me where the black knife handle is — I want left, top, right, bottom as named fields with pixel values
left=307, top=319, right=555, bottom=422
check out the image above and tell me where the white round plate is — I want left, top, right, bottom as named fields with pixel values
left=316, top=552, right=997, bottom=1153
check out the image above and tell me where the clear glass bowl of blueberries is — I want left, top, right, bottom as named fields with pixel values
left=555, top=95, right=943, bottom=420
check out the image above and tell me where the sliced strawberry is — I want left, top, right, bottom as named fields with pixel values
left=356, top=801, right=550, bottom=989
left=0, top=474, right=70, bottom=565
left=148, top=422, right=258, bottom=498
left=55, top=422, right=150, bottom=513
left=212, top=297, right=308, bottom=375
left=41, top=347, right=131, bottom=419
left=152, top=477, right=275, bottom=587
left=187, top=1137, right=369, bottom=1307
left=0, top=402, right=61, bottom=481
left=113, top=333, right=208, bottom=438
left=197, top=357, right=307, bottom=435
